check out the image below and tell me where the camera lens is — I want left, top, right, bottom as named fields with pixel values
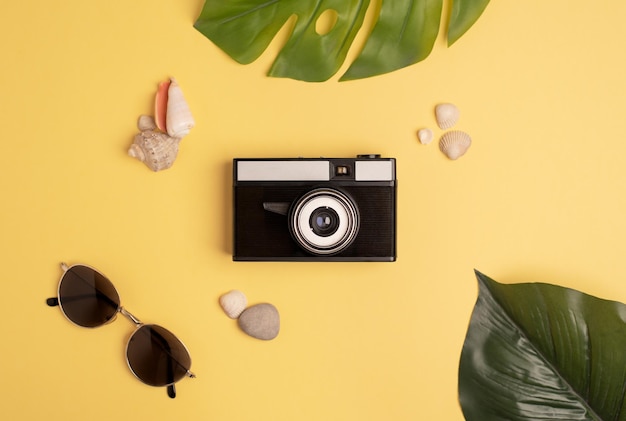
left=309, top=207, right=340, bottom=237
left=290, top=188, right=359, bottom=256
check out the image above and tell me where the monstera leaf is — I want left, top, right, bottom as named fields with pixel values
left=194, top=0, right=491, bottom=82
left=459, top=271, right=626, bottom=421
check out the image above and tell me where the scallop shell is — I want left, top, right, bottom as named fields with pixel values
left=128, top=130, right=181, bottom=171
left=165, top=78, right=195, bottom=139
left=417, top=128, right=434, bottom=145
left=219, top=290, right=248, bottom=319
left=439, top=130, right=471, bottom=160
left=435, top=103, right=460, bottom=129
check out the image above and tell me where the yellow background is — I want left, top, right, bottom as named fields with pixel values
left=2, top=0, right=626, bottom=419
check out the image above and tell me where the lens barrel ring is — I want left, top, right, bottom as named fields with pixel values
left=289, top=188, right=360, bottom=255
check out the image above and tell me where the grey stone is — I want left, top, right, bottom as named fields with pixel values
left=238, top=303, right=280, bottom=340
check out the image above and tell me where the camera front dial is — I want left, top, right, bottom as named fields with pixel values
left=289, top=188, right=360, bottom=256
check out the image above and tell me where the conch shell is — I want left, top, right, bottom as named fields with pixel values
left=439, top=130, right=471, bottom=160
left=155, top=78, right=195, bottom=139
left=128, top=115, right=181, bottom=171
left=435, top=103, right=460, bottom=129
left=128, top=77, right=194, bottom=171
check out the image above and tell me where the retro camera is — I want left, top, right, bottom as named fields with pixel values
left=233, top=155, right=396, bottom=261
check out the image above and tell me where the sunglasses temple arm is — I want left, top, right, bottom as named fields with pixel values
left=45, top=292, right=119, bottom=310
left=167, top=384, right=176, bottom=399
left=149, top=331, right=196, bottom=399
left=164, top=361, right=195, bottom=399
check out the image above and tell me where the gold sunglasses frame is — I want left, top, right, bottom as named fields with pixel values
left=47, top=262, right=196, bottom=398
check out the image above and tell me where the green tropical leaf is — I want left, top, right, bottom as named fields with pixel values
left=194, top=0, right=492, bottom=82
left=459, top=271, right=626, bottom=421
left=447, top=0, right=491, bottom=46
left=339, top=0, right=442, bottom=81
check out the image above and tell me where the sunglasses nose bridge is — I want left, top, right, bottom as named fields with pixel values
left=119, top=307, right=143, bottom=326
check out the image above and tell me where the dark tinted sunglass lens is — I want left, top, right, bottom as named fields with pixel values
left=126, top=325, right=192, bottom=387
left=58, top=265, right=120, bottom=328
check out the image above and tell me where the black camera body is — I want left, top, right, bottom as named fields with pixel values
left=233, top=155, right=396, bottom=261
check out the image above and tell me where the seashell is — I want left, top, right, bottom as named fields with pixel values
left=137, top=114, right=157, bottom=131
left=439, top=130, right=472, bottom=160
left=435, top=103, right=460, bottom=129
left=165, top=78, right=195, bottom=139
left=154, top=80, right=170, bottom=133
left=238, top=303, right=280, bottom=340
left=128, top=130, right=181, bottom=171
left=219, top=290, right=248, bottom=319
left=417, top=128, right=434, bottom=145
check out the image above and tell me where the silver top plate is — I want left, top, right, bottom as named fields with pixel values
left=236, top=159, right=395, bottom=181
left=355, top=160, right=394, bottom=181
left=237, top=161, right=330, bottom=181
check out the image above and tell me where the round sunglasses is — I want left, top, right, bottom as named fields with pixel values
left=46, top=263, right=195, bottom=398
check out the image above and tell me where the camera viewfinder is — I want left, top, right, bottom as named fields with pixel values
left=335, top=165, right=351, bottom=176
